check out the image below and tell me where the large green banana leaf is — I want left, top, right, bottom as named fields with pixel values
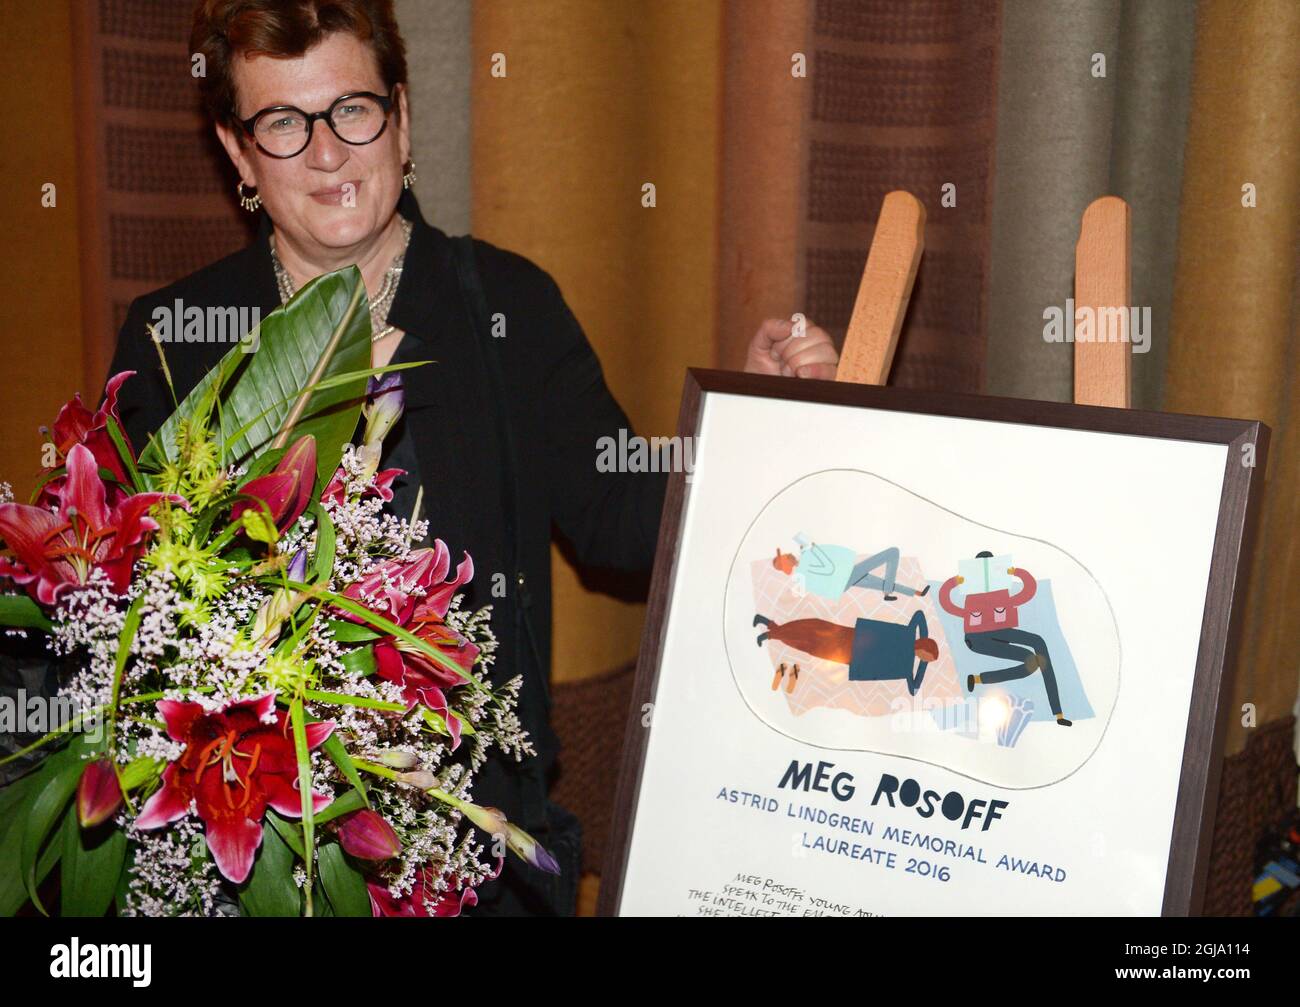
left=138, top=266, right=371, bottom=488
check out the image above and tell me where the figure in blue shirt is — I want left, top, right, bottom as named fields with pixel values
left=772, top=533, right=928, bottom=602
left=752, top=610, right=939, bottom=697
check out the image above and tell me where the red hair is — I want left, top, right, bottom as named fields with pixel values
left=191, top=0, right=408, bottom=128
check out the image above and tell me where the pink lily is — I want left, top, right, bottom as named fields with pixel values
left=342, top=542, right=471, bottom=627
left=340, top=542, right=477, bottom=746
left=0, top=444, right=182, bottom=605
left=367, top=866, right=479, bottom=917
left=39, top=371, right=136, bottom=507
left=322, top=466, right=403, bottom=506
left=231, top=434, right=317, bottom=534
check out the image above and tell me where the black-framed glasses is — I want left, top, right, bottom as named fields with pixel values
left=237, top=89, right=396, bottom=159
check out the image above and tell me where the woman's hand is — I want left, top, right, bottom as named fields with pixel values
left=744, top=317, right=838, bottom=379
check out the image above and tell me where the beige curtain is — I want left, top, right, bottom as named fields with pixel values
left=470, top=0, right=724, bottom=691
left=1164, top=0, right=1300, bottom=757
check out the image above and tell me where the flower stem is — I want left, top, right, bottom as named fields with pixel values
left=353, top=759, right=465, bottom=811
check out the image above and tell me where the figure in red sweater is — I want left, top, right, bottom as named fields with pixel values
left=939, top=551, right=1071, bottom=727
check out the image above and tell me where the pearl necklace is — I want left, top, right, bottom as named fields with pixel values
left=270, top=217, right=413, bottom=342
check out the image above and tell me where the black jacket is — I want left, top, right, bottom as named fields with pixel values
left=105, top=191, right=668, bottom=915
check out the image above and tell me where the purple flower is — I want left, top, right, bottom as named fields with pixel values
left=362, top=374, right=405, bottom=449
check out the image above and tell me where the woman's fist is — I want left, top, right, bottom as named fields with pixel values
left=744, top=317, right=838, bottom=380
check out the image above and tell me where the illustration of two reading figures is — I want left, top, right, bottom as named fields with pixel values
left=750, top=537, right=1095, bottom=748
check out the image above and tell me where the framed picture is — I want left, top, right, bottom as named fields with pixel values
left=599, top=369, right=1269, bottom=917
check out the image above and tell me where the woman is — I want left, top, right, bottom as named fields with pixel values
left=106, top=0, right=839, bottom=915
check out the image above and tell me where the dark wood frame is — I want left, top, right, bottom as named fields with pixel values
left=597, top=368, right=1270, bottom=917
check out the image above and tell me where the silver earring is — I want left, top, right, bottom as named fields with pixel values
left=402, top=160, right=417, bottom=190
left=237, top=181, right=262, bottom=212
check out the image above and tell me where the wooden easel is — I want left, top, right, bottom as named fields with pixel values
left=835, top=191, right=1132, bottom=407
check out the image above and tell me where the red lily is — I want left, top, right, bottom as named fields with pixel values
left=367, top=866, right=479, bottom=917
left=77, top=758, right=125, bottom=828
left=231, top=434, right=317, bottom=534
left=337, top=809, right=402, bottom=861
left=0, top=444, right=181, bottom=606
left=39, top=371, right=136, bottom=507
left=322, top=465, right=404, bottom=506
left=135, top=693, right=335, bottom=884
left=341, top=542, right=478, bottom=746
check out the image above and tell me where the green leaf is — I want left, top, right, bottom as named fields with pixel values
left=312, top=881, right=336, bottom=916
left=322, top=733, right=369, bottom=807
left=289, top=697, right=316, bottom=914
left=19, top=736, right=93, bottom=915
left=220, top=360, right=428, bottom=454
left=422, top=707, right=477, bottom=738
left=308, top=502, right=336, bottom=584
left=273, top=603, right=320, bottom=661
left=139, top=396, right=207, bottom=479
left=188, top=502, right=224, bottom=549
left=119, top=755, right=163, bottom=792
left=324, top=618, right=382, bottom=643
left=140, top=266, right=372, bottom=488
left=240, top=508, right=279, bottom=545
left=136, top=344, right=242, bottom=475
left=317, top=842, right=371, bottom=917
left=304, top=689, right=403, bottom=712
left=105, top=416, right=148, bottom=494
left=240, top=446, right=287, bottom=482
left=314, top=788, right=366, bottom=827
left=0, top=594, right=53, bottom=633
left=107, top=595, right=145, bottom=768
left=223, top=546, right=254, bottom=566
left=265, top=809, right=305, bottom=860
left=238, top=822, right=301, bottom=917
left=59, top=810, right=127, bottom=917
left=114, top=844, right=136, bottom=916
left=35, top=828, right=62, bottom=900
left=338, top=644, right=377, bottom=677
left=0, top=765, right=55, bottom=915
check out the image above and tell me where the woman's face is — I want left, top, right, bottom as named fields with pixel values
left=217, top=31, right=410, bottom=258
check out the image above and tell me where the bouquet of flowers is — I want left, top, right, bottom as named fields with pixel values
left=0, top=267, right=555, bottom=917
